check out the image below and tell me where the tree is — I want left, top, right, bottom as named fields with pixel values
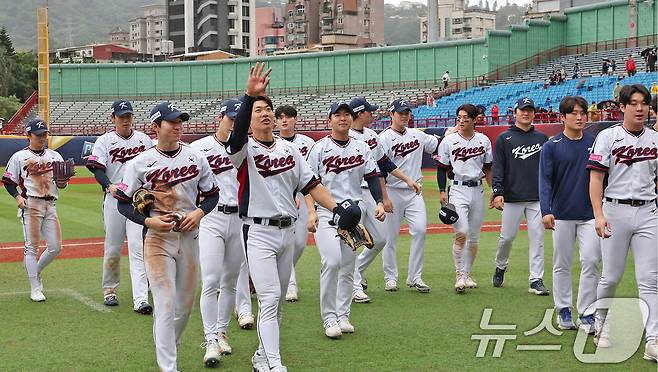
left=0, top=95, right=21, bottom=121
left=0, top=26, right=16, bottom=56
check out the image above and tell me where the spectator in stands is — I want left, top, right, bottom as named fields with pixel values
left=442, top=71, right=450, bottom=89
left=389, top=91, right=397, bottom=104
left=613, top=81, right=622, bottom=102
left=506, top=106, right=514, bottom=125
left=547, top=106, right=559, bottom=123
left=559, top=67, right=566, bottom=84
left=608, top=59, right=616, bottom=76
left=625, top=55, right=637, bottom=77
left=602, top=60, right=609, bottom=75
left=651, top=82, right=658, bottom=95
left=491, top=103, right=499, bottom=125
left=475, top=105, right=487, bottom=126
left=588, top=101, right=600, bottom=122
left=549, top=72, right=558, bottom=86
left=648, top=50, right=657, bottom=72
left=576, top=78, right=586, bottom=90
left=572, top=63, right=580, bottom=79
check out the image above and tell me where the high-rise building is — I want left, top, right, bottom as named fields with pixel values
left=109, top=26, right=130, bottom=47
left=526, top=0, right=604, bottom=18
left=166, top=0, right=256, bottom=56
left=420, top=0, right=495, bottom=42
left=129, top=4, right=169, bottom=56
left=284, top=0, right=384, bottom=51
left=255, top=7, right=286, bottom=55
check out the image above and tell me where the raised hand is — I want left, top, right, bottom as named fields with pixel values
left=246, top=62, right=272, bottom=97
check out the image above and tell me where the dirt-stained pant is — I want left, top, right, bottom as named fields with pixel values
left=21, top=197, right=61, bottom=289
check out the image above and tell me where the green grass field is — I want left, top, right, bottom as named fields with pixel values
left=0, top=170, right=651, bottom=371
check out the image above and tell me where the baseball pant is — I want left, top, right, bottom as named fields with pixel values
left=596, top=202, right=657, bottom=342
left=243, top=222, right=295, bottom=369
left=21, top=197, right=61, bottom=290
left=235, top=261, right=253, bottom=317
left=494, top=201, right=545, bottom=283
left=449, top=184, right=485, bottom=274
left=383, top=187, right=427, bottom=284
left=288, top=197, right=309, bottom=291
left=353, top=188, right=387, bottom=291
left=199, top=210, right=245, bottom=340
left=102, top=195, right=149, bottom=308
left=552, top=219, right=601, bottom=315
left=144, top=227, right=199, bottom=372
left=315, top=208, right=357, bottom=326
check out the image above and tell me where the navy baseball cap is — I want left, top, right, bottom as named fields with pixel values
left=349, top=97, right=379, bottom=114
left=111, top=100, right=133, bottom=116
left=26, top=118, right=48, bottom=135
left=149, top=102, right=190, bottom=124
left=388, top=98, right=412, bottom=113
left=328, top=101, right=353, bottom=118
left=219, top=99, right=241, bottom=119
left=514, top=97, right=536, bottom=111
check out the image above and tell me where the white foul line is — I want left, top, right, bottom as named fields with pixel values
left=0, top=288, right=111, bottom=313
left=0, top=240, right=122, bottom=251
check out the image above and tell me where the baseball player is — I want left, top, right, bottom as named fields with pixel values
left=491, top=97, right=549, bottom=295
left=436, top=103, right=493, bottom=293
left=190, top=98, right=254, bottom=367
left=539, top=96, right=600, bottom=331
left=305, top=101, right=385, bottom=338
left=226, top=63, right=353, bottom=372
left=587, top=84, right=657, bottom=361
left=274, top=104, right=315, bottom=302
left=114, top=102, right=219, bottom=372
left=86, top=100, right=152, bottom=312
left=2, top=119, right=69, bottom=302
left=377, top=98, right=439, bottom=293
left=347, top=97, right=420, bottom=303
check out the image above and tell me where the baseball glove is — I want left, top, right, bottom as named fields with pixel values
left=337, top=223, right=374, bottom=251
left=52, top=158, right=75, bottom=182
left=133, top=188, right=155, bottom=215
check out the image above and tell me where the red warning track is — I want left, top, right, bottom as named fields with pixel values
left=0, top=222, right=526, bottom=263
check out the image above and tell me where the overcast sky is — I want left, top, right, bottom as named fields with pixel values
left=384, top=0, right=532, bottom=6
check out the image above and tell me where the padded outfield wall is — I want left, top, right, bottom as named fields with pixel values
left=48, top=0, right=657, bottom=100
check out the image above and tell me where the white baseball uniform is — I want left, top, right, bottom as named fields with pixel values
left=377, top=127, right=438, bottom=284
left=116, top=144, right=218, bottom=372
left=587, top=124, right=658, bottom=342
left=282, top=133, right=315, bottom=292
left=437, top=132, right=492, bottom=274
left=190, top=134, right=251, bottom=341
left=3, top=148, right=64, bottom=292
left=306, top=136, right=379, bottom=326
left=227, top=135, right=319, bottom=369
left=349, top=127, right=391, bottom=291
left=87, top=130, right=151, bottom=308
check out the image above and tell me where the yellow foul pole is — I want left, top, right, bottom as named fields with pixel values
left=37, top=3, right=49, bottom=123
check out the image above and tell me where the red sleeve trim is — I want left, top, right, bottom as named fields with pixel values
left=364, top=171, right=381, bottom=180
left=86, top=160, right=107, bottom=170
left=300, top=177, right=321, bottom=195
left=201, top=185, right=220, bottom=196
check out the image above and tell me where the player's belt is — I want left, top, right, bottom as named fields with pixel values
left=605, top=197, right=655, bottom=207
left=452, top=180, right=482, bottom=187
left=218, top=205, right=239, bottom=214
left=251, top=217, right=294, bottom=228
left=28, top=195, right=55, bottom=201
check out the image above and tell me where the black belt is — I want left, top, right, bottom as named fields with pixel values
left=252, top=217, right=294, bottom=228
left=605, top=197, right=655, bottom=207
left=218, top=205, right=239, bottom=214
left=29, top=195, right=55, bottom=201
left=453, top=180, right=482, bottom=187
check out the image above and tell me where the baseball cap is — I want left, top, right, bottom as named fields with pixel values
left=349, top=97, right=379, bottom=114
left=514, top=97, right=536, bottom=111
left=388, top=98, right=412, bottom=113
left=219, top=98, right=241, bottom=119
left=111, top=100, right=133, bottom=116
left=328, top=101, right=353, bottom=118
left=149, top=102, right=190, bottom=124
left=26, top=118, right=48, bottom=135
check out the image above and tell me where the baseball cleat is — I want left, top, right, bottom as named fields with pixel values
left=251, top=351, right=269, bottom=372
left=463, top=273, right=478, bottom=288
left=594, top=317, right=612, bottom=348
left=492, top=266, right=506, bottom=287
left=238, top=313, right=255, bottom=329
left=269, top=367, right=288, bottom=372
left=285, top=286, right=298, bottom=302
left=217, top=332, right=232, bottom=355
left=324, top=320, right=342, bottom=339
left=557, top=308, right=577, bottom=330
left=30, top=288, right=46, bottom=302
left=352, top=289, right=370, bottom=303
left=134, top=302, right=153, bottom=315
left=528, top=279, right=550, bottom=296
left=361, top=277, right=368, bottom=291
left=454, top=273, right=466, bottom=294
left=104, top=293, right=119, bottom=306
left=578, top=314, right=596, bottom=335
left=338, top=319, right=355, bottom=333
left=202, top=339, right=221, bottom=368
left=408, top=278, right=431, bottom=293
left=384, top=280, right=399, bottom=292
left=644, top=340, right=657, bottom=362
